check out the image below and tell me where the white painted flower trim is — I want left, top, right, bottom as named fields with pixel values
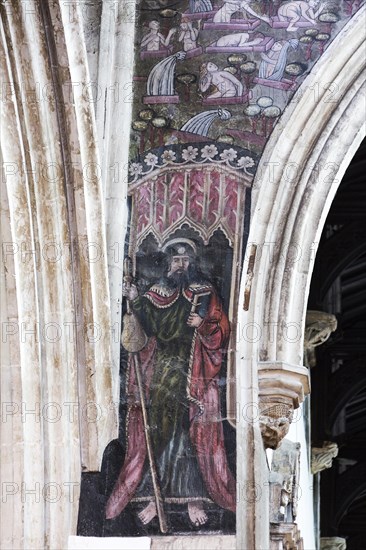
left=129, top=146, right=255, bottom=180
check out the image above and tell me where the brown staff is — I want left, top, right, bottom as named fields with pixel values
left=121, top=257, right=168, bottom=534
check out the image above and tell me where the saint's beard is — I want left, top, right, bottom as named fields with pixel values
left=168, top=270, right=190, bottom=288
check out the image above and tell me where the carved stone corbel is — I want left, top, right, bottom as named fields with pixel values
left=258, top=362, right=310, bottom=449
left=320, top=537, right=347, bottom=550
left=305, top=311, right=337, bottom=367
left=311, top=442, right=339, bottom=474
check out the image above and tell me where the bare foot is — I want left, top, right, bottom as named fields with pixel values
left=138, top=501, right=157, bottom=524
left=188, top=501, right=208, bottom=527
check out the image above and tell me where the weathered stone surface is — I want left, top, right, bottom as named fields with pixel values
left=270, top=439, right=301, bottom=523
left=320, top=537, right=347, bottom=550
left=270, top=523, right=304, bottom=550
left=304, top=311, right=338, bottom=366
left=0, top=1, right=116, bottom=548
left=258, top=362, right=310, bottom=449
left=260, top=404, right=293, bottom=450
left=311, top=442, right=339, bottom=475
left=305, top=311, right=338, bottom=350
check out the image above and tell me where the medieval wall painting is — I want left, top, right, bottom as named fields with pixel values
left=76, top=0, right=362, bottom=539
left=128, top=0, right=356, bottom=157
left=103, top=145, right=251, bottom=534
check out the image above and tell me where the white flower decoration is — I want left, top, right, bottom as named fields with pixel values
left=220, top=148, right=238, bottom=162
left=237, top=156, right=255, bottom=170
left=182, top=146, right=198, bottom=161
left=145, top=153, right=158, bottom=167
left=162, top=150, right=176, bottom=163
left=201, top=145, right=218, bottom=160
left=129, top=162, right=143, bottom=176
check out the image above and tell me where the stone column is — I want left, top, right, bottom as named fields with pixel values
left=1, top=1, right=115, bottom=547
left=95, top=0, right=137, bottom=406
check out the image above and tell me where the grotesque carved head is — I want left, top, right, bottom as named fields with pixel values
left=259, top=403, right=293, bottom=449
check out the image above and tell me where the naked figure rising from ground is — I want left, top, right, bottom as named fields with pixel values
left=105, top=239, right=236, bottom=529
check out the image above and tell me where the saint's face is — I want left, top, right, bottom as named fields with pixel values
left=168, top=255, right=190, bottom=276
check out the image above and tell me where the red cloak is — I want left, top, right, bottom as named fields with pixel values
left=105, top=288, right=236, bottom=519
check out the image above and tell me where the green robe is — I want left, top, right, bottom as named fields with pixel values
left=132, top=291, right=209, bottom=502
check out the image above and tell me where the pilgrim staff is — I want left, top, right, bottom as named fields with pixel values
left=121, top=257, right=168, bottom=534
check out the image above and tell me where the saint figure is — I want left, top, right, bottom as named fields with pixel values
left=105, top=239, right=236, bottom=527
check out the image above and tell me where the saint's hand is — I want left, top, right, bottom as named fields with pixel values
left=187, top=313, right=203, bottom=328
left=122, top=283, right=138, bottom=301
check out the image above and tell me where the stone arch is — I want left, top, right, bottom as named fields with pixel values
left=236, top=7, right=366, bottom=550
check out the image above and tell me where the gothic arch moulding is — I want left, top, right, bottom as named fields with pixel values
left=236, top=6, right=365, bottom=550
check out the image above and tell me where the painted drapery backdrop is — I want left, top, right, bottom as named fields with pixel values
left=80, top=0, right=361, bottom=538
